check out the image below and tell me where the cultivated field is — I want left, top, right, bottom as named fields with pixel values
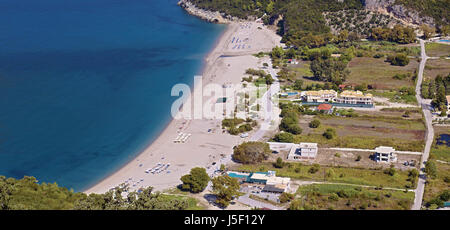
left=424, top=58, right=450, bottom=80
left=425, top=43, right=450, bottom=57
left=346, top=57, right=418, bottom=90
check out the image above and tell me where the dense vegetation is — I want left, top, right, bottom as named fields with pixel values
left=211, top=175, right=240, bottom=208
left=0, top=176, right=196, bottom=210
left=232, top=141, right=271, bottom=164
left=188, top=0, right=449, bottom=47
left=421, top=74, right=450, bottom=115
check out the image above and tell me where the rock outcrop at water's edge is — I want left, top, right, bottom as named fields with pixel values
left=364, top=0, right=435, bottom=27
left=178, top=0, right=246, bottom=24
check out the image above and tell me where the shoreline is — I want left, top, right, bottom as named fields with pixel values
left=85, top=15, right=282, bottom=194
left=83, top=24, right=233, bottom=194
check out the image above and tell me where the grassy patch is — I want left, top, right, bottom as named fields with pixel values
left=233, top=162, right=412, bottom=189
left=159, top=194, right=205, bottom=210
left=292, top=184, right=414, bottom=210
left=425, top=43, right=450, bottom=57
left=346, top=57, right=418, bottom=90
left=370, top=90, right=418, bottom=104
left=297, top=115, right=425, bottom=151
left=423, top=161, right=450, bottom=208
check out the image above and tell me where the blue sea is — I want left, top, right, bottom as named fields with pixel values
left=0, top=0, right=225, bottom=191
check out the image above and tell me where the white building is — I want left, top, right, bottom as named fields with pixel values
left=374, top=146, right=397, bottom=163
left=335, top=90, right=373, bottom=105
left=303, top=90, right=337, bottom=103
left=287, top=142, right=318, bottom=160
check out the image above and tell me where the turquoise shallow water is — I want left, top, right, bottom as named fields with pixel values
left=0, top=0, right=225, bottom=191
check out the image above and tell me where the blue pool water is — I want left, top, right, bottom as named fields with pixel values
left=439, top=40, right=450, bottom=43
left=0, top=0, right=225, bottom=191
left=437, top=134, right=450, bottom=147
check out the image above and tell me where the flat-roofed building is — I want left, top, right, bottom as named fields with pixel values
left=244, top=171, right=290, bottom=192
left=374, top=146, right=397, bottom=163
left=262, top=184, right=288, bottom=193
left=336, top=90, right=373, bottom=105
left=287, top=142, right=318, bottom=160
left=303, top=90, right=337, bottom=103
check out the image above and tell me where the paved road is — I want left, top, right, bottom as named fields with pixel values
left=412, top=39, right=434, bottom=210
left=250, top=61, right=280, bottom=141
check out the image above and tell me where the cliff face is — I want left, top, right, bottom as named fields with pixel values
left=177, top=0, right=241, bottom=24
left=363, top=0, right=435, bottom=26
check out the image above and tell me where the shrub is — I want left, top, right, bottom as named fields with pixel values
left=279, top=193, right=295, bottom=203
left=425, top=161, right=437, bottom=179
left=273, top=132, right=294, bottom=143
left=323, top=128, right=336, bottom=139
left=274, top=157, right=284, bottom=168
left=386, top=54, right=409, bottom=66
left=309, top=119, right=321, bottom=128
left=308, top=164, right=320, bottom=174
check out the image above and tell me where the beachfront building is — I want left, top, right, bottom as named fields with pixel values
left=303, top=90, right=337, bottom=103
left=374, top=146, right=397, bottom=163
left=287, top=142, right=318, bottom=160
left=335, top=90, right=373, bottom=105
left=227, top=170, right=291, bottom=193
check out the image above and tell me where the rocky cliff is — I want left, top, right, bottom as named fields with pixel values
left=363, top=0, right=435, bottom=26
left=177, top=0, right=241, bottom=24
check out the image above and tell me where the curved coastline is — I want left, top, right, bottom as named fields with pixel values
left=85, top=1, right=282, bottom=194
left=84, top=15, right=232, bottom=194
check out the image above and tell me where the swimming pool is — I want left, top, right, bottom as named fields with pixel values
left=439, top=39, right=450, bottom=43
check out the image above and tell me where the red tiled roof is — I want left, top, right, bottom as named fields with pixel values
left=317, top=104, right=332, bottom=111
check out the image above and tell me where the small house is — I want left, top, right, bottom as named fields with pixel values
left=317, top=103, right=333, bottom=114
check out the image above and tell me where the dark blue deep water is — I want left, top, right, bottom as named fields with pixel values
left=0, top=0, right=225, bottom=191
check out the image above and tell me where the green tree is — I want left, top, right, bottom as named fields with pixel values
left=425, top=161, right=437, bottom=179
left=232, top=142, right=271, bottom=164
left=293, top=79, right=304, bottom=90
left=212, top=175, right=240, bottom=208
left=310, top=58, right=349, bottom=84
left=421, top=24, right=435, bottom=39
left=180, top=167, right=210, bottom=193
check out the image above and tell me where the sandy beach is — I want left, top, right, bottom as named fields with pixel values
left=85, top=21, right=282, bottom=194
